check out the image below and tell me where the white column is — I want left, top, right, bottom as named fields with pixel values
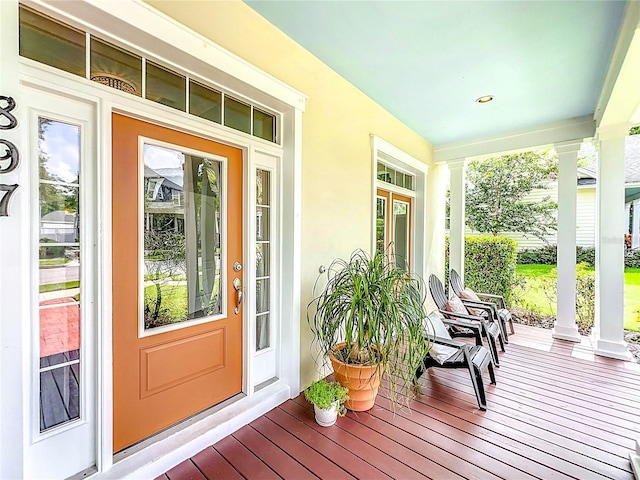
left=553, top=141, right=582, bottom=342
left=593, top=126, right=631, bottom=360
left=425, top=162, right=449, bottom=280
left=630, top=440, right=640, bottom=479
left=448, top=159, right=466, bottom=281
left=632, top=199, right=640, bottom=249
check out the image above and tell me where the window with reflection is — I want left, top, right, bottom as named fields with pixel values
left=143, top=144, right=223, bottom=329
left=19, top=6, right=86, bottom=77
left=90, top=37, right=142, bottom=96
left=224, top=97, right=251, bottom=134
left=376, top=197, right=387, bottom=256
left=253, top=108, right=275, bottom=142
left=393, top=200, right=410, bottom=270
left=256, top=169, right=271, bottom=351
left=189, top=80, right=222, bottom=124
left=38, top=117, right=82, bottom=431
left=146, top=62, right=186, bottom=111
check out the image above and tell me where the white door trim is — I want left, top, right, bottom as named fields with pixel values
left=371, top=135, right=429, bottom=279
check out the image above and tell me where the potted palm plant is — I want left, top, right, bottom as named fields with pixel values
left=307, top=249, right=431, bottom=411
left=303, top=378, right=349, bottom=426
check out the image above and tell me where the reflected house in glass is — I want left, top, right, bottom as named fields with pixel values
left=40, top=210, right=78, bottom=243
left=144, top=163, right=184, bottom=231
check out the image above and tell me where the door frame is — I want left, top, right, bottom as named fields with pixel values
left=371, top=135, right=428, bottom=278
left=10, top=0, right=305, bottom=474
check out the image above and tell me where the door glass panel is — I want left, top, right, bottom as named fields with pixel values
left=393, top=200, right=410, bottom=270
left=256, top=206, right=270, bottom=241
left=143, top=144, right=223, bottom=330
left=256, top=169, right=271, bottom=351
left=38, top=118, right=82, bottom=432
left=376, top=197, right=386, bottom=255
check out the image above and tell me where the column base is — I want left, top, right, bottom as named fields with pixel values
left=552, top=323, right=581, bottom=342
left=592, top=336, right=632, bottom=361
left=631, top=453, right=640, bottom=480
left=630, top=439, right=640, bottom=479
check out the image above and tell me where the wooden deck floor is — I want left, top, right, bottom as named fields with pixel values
left=158, top=325, right=640, bottom=480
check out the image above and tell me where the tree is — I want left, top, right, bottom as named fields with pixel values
left=630, top=126, right=640, bottom=136
left=465, top=151, right=558, bottom=241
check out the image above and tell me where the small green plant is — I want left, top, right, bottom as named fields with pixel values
left=304, top=379, right=349, bottom=414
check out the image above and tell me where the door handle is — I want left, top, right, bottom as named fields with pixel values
left=233, top=277, right=243, bottom=314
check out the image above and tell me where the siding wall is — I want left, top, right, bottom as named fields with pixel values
left=465, top=182, right=596, bottom=249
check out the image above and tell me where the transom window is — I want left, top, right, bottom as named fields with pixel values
left=19, top=6, right=278, bottom=143
left=377, top=162, right=415, bottom=191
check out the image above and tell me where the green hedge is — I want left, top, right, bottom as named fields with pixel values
left=517, top=244, right=640, bottom=268
left=627, top=249, right=640, bottom=268
left=446, top=236, right=518, bottom=303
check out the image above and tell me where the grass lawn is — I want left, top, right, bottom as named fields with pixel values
left=515, top=264, right=640, bottom=331
left=40, top=280, right=80, bottom=293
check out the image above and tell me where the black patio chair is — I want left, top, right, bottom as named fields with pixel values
left=416, top=311, right=496, bottom=410
left=450, top=269, right=515, bottom=338
left=428, top=274, right=502, bottom=366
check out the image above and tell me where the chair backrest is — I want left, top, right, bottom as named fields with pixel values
left=428, top=274, right=448, bottom=310
left=449, top=269, right=464, bottom=297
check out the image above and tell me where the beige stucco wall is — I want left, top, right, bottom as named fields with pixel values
left=146, top=0, right=435, bottom=389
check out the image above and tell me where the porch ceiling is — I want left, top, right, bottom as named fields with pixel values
left=245, top=1, right=628, bottom=147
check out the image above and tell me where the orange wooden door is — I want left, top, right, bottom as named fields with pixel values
left=376, top=188, right=413, bottom=269
left=112, top=114, right=243, bottom=452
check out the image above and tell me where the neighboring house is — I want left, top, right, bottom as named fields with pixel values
left=465, top=135, right=640, bottom=250
left=0, top=1, right=638, bottom=479
left=40, top=209, right=78, bottom=243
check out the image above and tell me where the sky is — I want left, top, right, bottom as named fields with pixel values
left=40, top=120, right=80, bottom=184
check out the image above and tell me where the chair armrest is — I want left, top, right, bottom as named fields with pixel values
left=439, top=309, right=485, bottom=323
left=428, top=336, right=465, bottom=348
left=476, top=292, right=506, bottom=308
left=439, top=311, right=484, bottom=335
left=459, top=299, right=500, bottom=321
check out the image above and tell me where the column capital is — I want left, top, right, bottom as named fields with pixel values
left=596, top=123, right=632, bottom=142
left=554, top=140, right=583, bottom=155
left=446, top=158, right=467, bottom=170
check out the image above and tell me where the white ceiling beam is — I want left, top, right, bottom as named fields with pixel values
left=594, top=0, right=640, bottom=126
left=433, top=115, right=595, bottom=163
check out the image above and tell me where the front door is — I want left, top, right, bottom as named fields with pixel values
left=112, top=114, right=243, bottom=452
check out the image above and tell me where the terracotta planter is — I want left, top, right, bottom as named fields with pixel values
left=329, top=343, right=382, bottom=411
left=313, top=402, right=338, bottom=427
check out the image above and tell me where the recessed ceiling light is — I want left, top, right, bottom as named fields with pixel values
left=476, top=95, right=494, bottom=104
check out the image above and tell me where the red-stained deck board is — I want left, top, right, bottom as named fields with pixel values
left=264, top=406, right=393, bottom=480
left=233, top=424, right=319, bottom=480
left=191, top=447, right=244, bottom=480
left=165, top=460, right=206, bottom=480
left=250, top=415, right=353, bottom=480
left=280, top=400, right=424, bottom=480
left=214, top=435, right=280, bottom=480
left=161, top=324, right=637, bottom=480
left=414, top=378, right=633, bottom=474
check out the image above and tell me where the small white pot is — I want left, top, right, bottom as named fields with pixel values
left=314, top=402, right=339, bottom=427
